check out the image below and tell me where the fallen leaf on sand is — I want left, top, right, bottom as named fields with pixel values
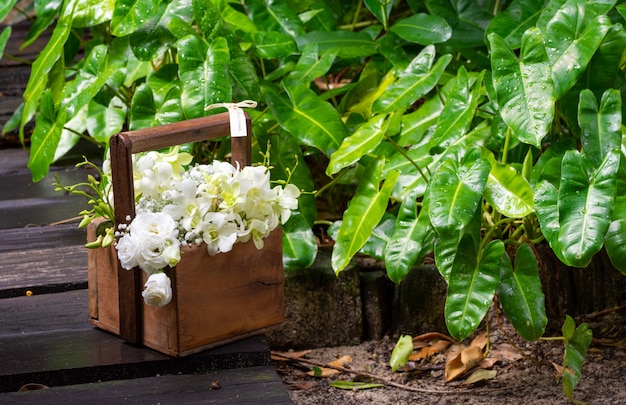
left=328, top=355, right=353, bottom=368
left=445, top=345, right=484, bottom=381
left=409, top=339, right=451, bottom=361
left=463, top=369, right=498, bottom=385
left=307, top=366, right=341, bottom=378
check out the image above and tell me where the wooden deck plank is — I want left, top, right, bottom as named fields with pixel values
left=0, top=366, right=292, bottom=404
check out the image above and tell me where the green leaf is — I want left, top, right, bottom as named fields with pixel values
left=111, top=0, right=159, bottom=36
left=21, top=1, right=76, bottom=141
left=498, top=244, right=547, bottom=341
left=360, top=213, right=396, bottom=260
left=177, top=35, right=231, bottom=119
left=428, top=152, right=490, bottom=236
left=129, top=1, right=177, bottom=61
left=561, top=315, right=592, bottom=401
left=73, top=0, right=114, bottom=28
left=445, top=237, right=502, bottom=341
left=332, top=160, right=399, bottom=273
left=282, top=211, right=317, bottom=270
left=86, top=98, right=126, bottom=144
left=289, top=43, right=337, bottom=84
left=130, top=83, right=183, bottom=129
left=364, top=0, right=393, bottom=30
left=389, top=13, right=451, bottom=45
left=0, top=0, right=18, bottom=22
left=428, top=68, right=483, bottom=155
left=578, top=89, right=621, bottom=166
left=390, top=334, right=413, bottom=372
left=425, top=0, right=489, bottom=48
left=295, top=30, right=378, bottom=59
left=57, top=45, right=112, bottom=120
left=544, top=6, right=611, bottom=99
left=397, top=95, right=443, bottom=146
left=0, top=27, right=10, bottom=58
left=483, top=154, right=534, bottom=218
left=373, top=46, right=451, bottom=114
left=489, top=28, right=554, bottom=149
left=27, top=91, right=66, bottom=181
left=534, top=180, right=567, bottom=263
left=262, top=81, right=348, bottom=157
left=605, top=162, right=626, bottom=274
left=385, top=194, right=435, bottom=283
left=329, top=381, right=384, bottom=390
left=246, top=0, right=303, bottom=36
left=558, top=149, right=619, bottom=267
left=327, top=114, right=389, bottom=176
left=252, top=30, right=297, bottom=59
left=485, top=0, right=544, bottom=49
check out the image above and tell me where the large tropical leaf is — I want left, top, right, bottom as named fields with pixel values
left=27, top=91, right=66, bottom=181
left=364, top=0, right=393, bottom=29
left=498, top=244, right=547, bottom=341
left=326, top=114, right=389, bottom=176
left=485, top=0, right=544, bottom=49
left=373, top=46, right=451, bottom=114
left=445, top=236, right=502, bottom=341
left=282, top=211, right=317, bottom=270
left=111, top=0, right=159, bottom=36
left=543, top=4, right=610, bottom=99
left=489, top=28, right=554, bottom=149
left=245, top=0, right=304, bottom=37
left=289, top=43, right=337, bottom=84
left=177, top=35, right=231, bottom=119
left=20, top=0, right=76, bottom=141
left=332, top=159, right=399, bottom=274
left=389, top=13, right=451, bottom=45
left=483, top=153, right=534, bottom=218
left=578, top=89, right=621, bottom=166
left=558, top=149, right=619, bottom=267
left=385, top=194, right=435, bottom=283
left=73, top=0, right=114, bottom=28
left=295, top=30, right=379, bottom=59
left=428, top=152, right=490, bottom=236
left=262, top=81, right=348, bottom=157
left=603, top=160, right=626, bottom=274
left=428, top=68, right=483, bottom=154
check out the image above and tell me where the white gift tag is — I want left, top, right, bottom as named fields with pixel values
left=204, top=100, right=257, bottom=139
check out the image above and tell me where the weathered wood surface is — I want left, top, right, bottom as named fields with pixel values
left=0, top=366, right=292, bottom=404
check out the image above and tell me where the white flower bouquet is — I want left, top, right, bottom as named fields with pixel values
left=104, top=146, right=300, bottom=307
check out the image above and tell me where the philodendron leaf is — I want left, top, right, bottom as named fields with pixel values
left=534, top=180, right=568, bottom=263
left=86, top=98, right=126, bottom=144
left=326, top=114, right=389, bottom=176
left=364, top=0, right=393, bottom=30
left=252, top=31, right=297, bottom=59
left=27, top=91, right=66, bottom=182
left=111, top=0, right=159, bottom=37
left=485, top=0, right=544, bottom=49
left=0, top=0, right=18, bottom=22
left=331, top=159, right=399, bottom=274
left=428, top=152, right=490, bottom=236
left=263, top=81, right=348, bottom=157
left=543, top=5, right=610, bottom=99
left=498, top=244, right=547, bottom=341
left=385, top=194, right=435, bottom=283
left=389, top=13, right=451, bottom=45
left=177, top=35, right=231, bottom=119
left=295, top=30, right=378, bottom=59
left=578, top=89, right=621, bottom=167
left=282, top=211, right=317, bottom=270
left=561, top=315, right=592, bottom=401
left=445, top=236, right=502, bottom=341
left=21, top=0, right=76, bottom=141
left=0, top=27, right=10, bottom=58
left=489, top=28, right=554, bottom=149
left=558, top=149, right=619, bottom=267
left=73, top=0, right=114, bottom=28
left=483, top=153, right=534, bottom=218
left=245, top=0, right=304, bottom=37
left=390, top=334, right=413, bottom=372
left=605, top=163, right=626, bottom=274
left=289, top=43, right=338, bottom=84
left=428, top=68, right=484, bottom=155
left=372, top=46, right=451, bottom=114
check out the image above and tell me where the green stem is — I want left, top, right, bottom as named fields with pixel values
left=315, top=170, right=347, bottom=198
left=385, top=133, right=429, bottom=182
left=502, top=126, right=511, bottom=165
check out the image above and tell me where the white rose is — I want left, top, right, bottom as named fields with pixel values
left=142, top=272, right=173, bottom=307
left=116, top=234, right=140, bottom=270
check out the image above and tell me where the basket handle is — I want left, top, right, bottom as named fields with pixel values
left=109, top=112, right=252, bottom=345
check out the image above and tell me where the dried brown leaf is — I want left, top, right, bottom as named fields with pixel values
left=463, top=369, right=497, bottom=385
left=445, top=345, right=484, bottom=381
left=327, top=355, right=353, bottom=368
left=470, top=332, right=488, bottom=350
left=306, top=366, right=341, bottom=378
left=409, top=339, right=451, bottom=361
left=413, top=332, right=455, bottom=344
left=489, top=344, right=524, bottom=362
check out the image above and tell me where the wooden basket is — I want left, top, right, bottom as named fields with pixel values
left=87, top=113, right=284, bottom=357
